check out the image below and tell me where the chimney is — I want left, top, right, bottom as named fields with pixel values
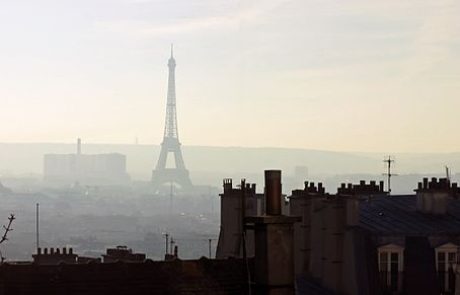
left=318, top=182, right=324, bottom=194
left=77, top=138, right=81, bottom=155
left=309, top=192, right=327, bottom=281
left=265, top=170, right=281, bottom=215
left=416, top=177, right=451, bottom=215
left=289, top=181, right=326, bottom=278
left=322, top=195, right=346, bottom=292
left=223, top=178, right=233, bottom=193
left=246, top=170, right=300, bottom=295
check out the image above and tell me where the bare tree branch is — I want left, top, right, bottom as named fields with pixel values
left=0, top=214, right=16, bottom=263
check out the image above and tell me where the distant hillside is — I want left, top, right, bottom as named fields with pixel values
left=1, top=143, right=459, bottom=183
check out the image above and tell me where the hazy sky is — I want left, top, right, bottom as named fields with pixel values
left=0, top=0, right=459, bottom=152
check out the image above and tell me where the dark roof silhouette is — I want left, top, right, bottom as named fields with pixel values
left=0, top=258, right=251, bottom=295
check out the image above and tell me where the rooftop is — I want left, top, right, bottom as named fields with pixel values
left=0, top=258, right=251, bottom=295
left=359, top=194, right=460, bottom=235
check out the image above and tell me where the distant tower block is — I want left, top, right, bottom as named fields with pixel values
left=77, top=138, right=82, bottom=155
left=151, top=46, right=193, bottom=192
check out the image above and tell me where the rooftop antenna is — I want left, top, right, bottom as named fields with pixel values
left=383, top=156, right=398, bottom=194
left=170, top=44, right=174, bottom=58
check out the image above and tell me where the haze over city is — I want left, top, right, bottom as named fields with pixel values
left=1, top=1, right=460, bottom=294
left=1, top=0, right=459, bottom=152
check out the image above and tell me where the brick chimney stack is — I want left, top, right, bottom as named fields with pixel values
left=289, top=181, right=326, bottom=276
left=246, top=170, right=300, bottom=295
left=415, top=177, right=457, bottom=215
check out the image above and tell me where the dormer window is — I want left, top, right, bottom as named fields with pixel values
left=435, top=243, right=458, bottom=294
left=378, top=244, right=404, bottom=293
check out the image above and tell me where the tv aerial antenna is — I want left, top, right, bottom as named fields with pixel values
left=383, top=156, right=398, bottom=194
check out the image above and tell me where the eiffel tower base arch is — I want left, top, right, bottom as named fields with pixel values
left=151, top=168, right=193, bottom=193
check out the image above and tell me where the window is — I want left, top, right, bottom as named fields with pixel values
left=435, top=243, right=458, bottom=294
left=378, top=244, right=404, bottom=293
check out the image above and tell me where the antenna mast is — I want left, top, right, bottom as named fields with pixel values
left=383, top=156, right=397, bottom=194
left=36, top=203, right=39, bottom=253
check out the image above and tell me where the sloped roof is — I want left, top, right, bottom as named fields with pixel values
left=359, top=195, right=460, bottom=235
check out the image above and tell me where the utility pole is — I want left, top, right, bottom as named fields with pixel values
left=164, top=233, right=169, bottom=255
left=36, top=203, right=39, bottom=253
left=383, top=156, right=397, bottom=194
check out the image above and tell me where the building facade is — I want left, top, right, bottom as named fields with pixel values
left=43, top=139, right=130, bottom=185
left=217, top=174, right=460, bottom=294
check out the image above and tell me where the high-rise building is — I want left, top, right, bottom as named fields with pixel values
left=43, top=138, right=130, bottom=185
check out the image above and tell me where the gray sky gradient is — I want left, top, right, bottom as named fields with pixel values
left=0, top=0, right=459, bottom=152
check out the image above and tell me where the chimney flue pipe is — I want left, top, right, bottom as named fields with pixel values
left=265, top=170, right=282, bottom=215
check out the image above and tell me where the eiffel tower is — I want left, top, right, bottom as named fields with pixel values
left=152, top=46, right=193, bottom=192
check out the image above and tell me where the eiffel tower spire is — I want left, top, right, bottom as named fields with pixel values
left=152, top=46, right=193, bottom=192
left=164, top=44, right=178, bottom=139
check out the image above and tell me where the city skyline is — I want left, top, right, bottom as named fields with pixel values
left=0, top=0, right=459, bottom=153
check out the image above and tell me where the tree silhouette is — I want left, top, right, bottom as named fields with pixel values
left=0, top=214, right=15, bottom=263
